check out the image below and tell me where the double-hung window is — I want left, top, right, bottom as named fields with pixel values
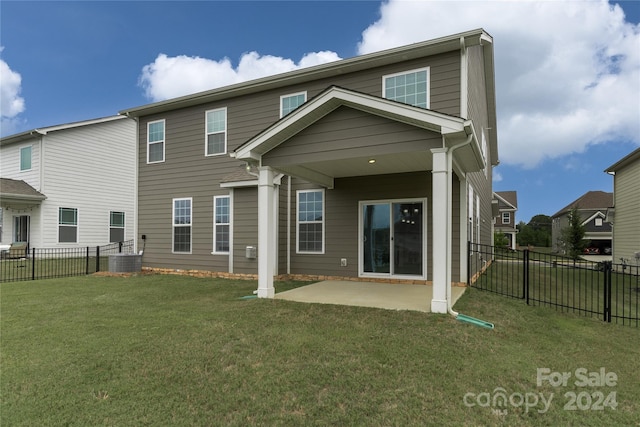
left=502, top=212, right=511, bottom=224
left=297, top=189, right=324, bottom=253
left=173, top=198, right=192, bottom=253
left=213, top=196, right=230, bottom=253
left=59, top=207, right=78, bottom=243
left=147, top=120, right=165, bottom=163
left=205, top=108, right=227, bottom=156
left=280, top=92, right=307, bottom=117
left=109, top=211, right=125, bottom=242
left=20, top=146, right=32, bottom=171
left=383, top=68, right=429, bottom=108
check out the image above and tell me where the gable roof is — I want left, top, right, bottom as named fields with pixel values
left=605, top=147, right=640, bottom=173
left=0, top=115, right=128, bottom=147
left=552, top=190, right=613, bottom=218
left=494, top=191, right=517, bottom=210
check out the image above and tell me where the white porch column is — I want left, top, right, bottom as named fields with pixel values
left=431, top=148, right=449, bottom=313
left=257, top=166, right=275, bottom=298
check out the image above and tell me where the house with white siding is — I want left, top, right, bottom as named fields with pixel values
left=605, top=147, right=640, bottom=265
left=0, top=116, right=136, bottom=251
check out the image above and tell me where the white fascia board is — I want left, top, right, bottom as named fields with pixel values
left=235, top=86, right=466, bottom=161
left=220, top=180, right=259, bottom=189
left=581, top=211, right=606, bottom=226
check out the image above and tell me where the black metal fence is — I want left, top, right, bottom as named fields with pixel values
left=469, top=242, right=640, bottom=326
left=0, top=240, right=135, bottom=283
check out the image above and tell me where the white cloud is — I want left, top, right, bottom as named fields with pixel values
left=139, top=51, right=341, bottom=102
left=0, top=48, right=26, bottom=134
left=493, top=170, right=503, bottom=183
left=358, top=0, right=640, bottom=168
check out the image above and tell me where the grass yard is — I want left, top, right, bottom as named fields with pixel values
left=1, top=275, right=639, bottom=426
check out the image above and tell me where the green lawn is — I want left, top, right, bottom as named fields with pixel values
left=1, top=275, right=638, bottom=426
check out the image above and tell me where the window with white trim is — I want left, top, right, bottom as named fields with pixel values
left=502, top=212, right=511, bottom=224
left=20, top=146, right=32, bottom=171
left=383, top=68, right=429, bottom=108
left=205, top=108, right=227, bottom=156
left=59, top=207, right=78, bottom=243
left=173, top=198, right=192, bottom=253
left=147, top=120, right=165, bottom=163
left=595, top=217, right=603, bottom=227
left=297, top=189, right=324, bottom=253
left=213, top=195, right=230, bottom=253
left=109, top=211, right=125, bottom=242
left=280, top=92, right=307, bottom=117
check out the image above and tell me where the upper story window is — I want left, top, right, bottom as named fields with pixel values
left=206, top=108, right=227, bottom=156
left=20, top=146, right=32, bottom=171
left=595, top=217, right=603, bottom=227
left=280, top=92, right=307, bottom=118
left=502, top=212, right=511, bottom=224
left=383, top=68, right=429, bottom=109
left=59, top=207, right=78, bottom=243
left=109, top=211, right=125, bottom=242
left=297, top=189, right=324, bottom=254
left=173, top=198, right=192, bottom=253
left=147, top=120, right=165, bottom=163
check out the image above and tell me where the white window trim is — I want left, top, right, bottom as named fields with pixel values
left=502, top=212, right=511, bottom=224
left=109, top=211, right=126, bottom=242
left=20, top=145, right=32, bottom=172
left=382, top=67, right=430, bottom=109
left=147, top=119, right=165, bottom=164
left=212, top=195, right=231, bottom=255
left=280, top=91, right=307, bottom=118
left=172, top=197, right=192, bottom=254
left=205, top=107, right=227, bottom=156
left=296, top=189, right=325, bottom=254
left=58, top=207, right=79, bottom=243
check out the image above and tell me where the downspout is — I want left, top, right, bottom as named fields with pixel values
left=446, top=133, right=473, bottom=317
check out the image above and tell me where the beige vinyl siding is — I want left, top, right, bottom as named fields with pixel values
left=287, top=172, right=435, bottom=279
left=613, top=162, right=640, bottom=262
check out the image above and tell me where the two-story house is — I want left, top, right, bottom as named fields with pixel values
left=493, top=191, right=518, bottom=250
left=120, top=29, right=499, bottom=313
left=0, top=116, right=136, bottom=251
left=605, top=147, right=640, bottom=265
left=551, top=190, right=613, bottom=255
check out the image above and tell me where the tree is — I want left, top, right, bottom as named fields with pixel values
left=494, top=232, right=509, bottom=249
left=516, top=214, right=552, bottom=248
left=560, top=207, right=586, bottom=259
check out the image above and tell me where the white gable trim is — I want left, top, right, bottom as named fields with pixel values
left=581, top=211, right=606, bottom=226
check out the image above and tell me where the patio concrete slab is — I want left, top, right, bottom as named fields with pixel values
left=275, top=280, right=466, bottom=313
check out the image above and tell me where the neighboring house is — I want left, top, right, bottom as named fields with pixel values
left=605, top=147, right=640, bottom=265
left=120, top=29, right=499, bottom=313
left=492, top=191, right=518, bottom=250
left=551, top=191, right=613, bottom=254
left=0, top=116, right=136, bottom=250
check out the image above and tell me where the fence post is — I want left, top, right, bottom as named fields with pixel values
left=603, top=261, right=612, bottom=323
left=523, top=249, right=530, bottom=304
left=96, top=246, right=101, bottom=272
left=31, top=247, right=36, bottom=280
left=86, top=247, right=90, bottom=275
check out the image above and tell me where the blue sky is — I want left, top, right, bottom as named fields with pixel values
left=2, top=0, right=639, bottom=224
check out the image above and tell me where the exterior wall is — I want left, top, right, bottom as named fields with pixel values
left=466, top=46, right=493, bottom=247
left=137, top=51, right=462, bottom=273
left=0, top=137, right=43, bottom=246
left=232, top=187, right=258, bottom=274
left=612, top=162, right=640, bottom=262
left=1, top=118, right=136, bottom=248
left=39, top=118, right=137, bottom=247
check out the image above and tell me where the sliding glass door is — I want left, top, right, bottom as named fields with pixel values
left=361, top=200, right=424, bottom=278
